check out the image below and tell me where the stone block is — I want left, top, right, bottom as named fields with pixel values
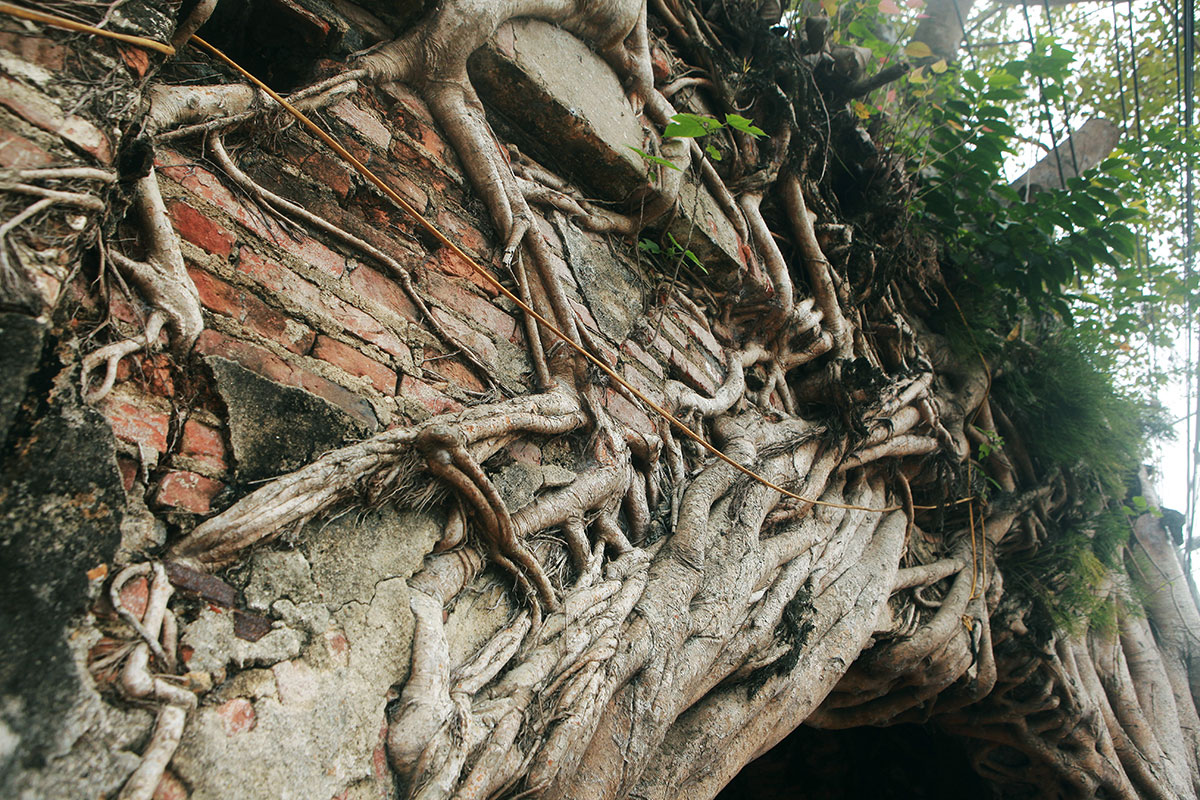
left=196, top=334, right=379, bottom=429
left=205, top=355, right=375, bottom=484
left=470, top=19, right=647, bottom=202
left=469, top=20, right=752, bottom=285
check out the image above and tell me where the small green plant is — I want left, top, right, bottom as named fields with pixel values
left=639, top=232, right=707, bottom=274
left=974, top=427, right=1004, bottom=459
left=628, top=112, right=765, bottom=174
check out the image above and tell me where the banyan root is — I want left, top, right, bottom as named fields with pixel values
left=81, top=168, right=202, bottom=403
left=417, top=423, right=560, bottom=612
left=110, top=563, right=196, bottom=800
left=169, top=389, right=587, bottom=568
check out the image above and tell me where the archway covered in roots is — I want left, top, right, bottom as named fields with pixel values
left=1, top=0, right=1199, bottom=799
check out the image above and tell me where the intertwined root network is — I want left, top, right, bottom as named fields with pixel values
left=22, top=0, right=1196, bottom=798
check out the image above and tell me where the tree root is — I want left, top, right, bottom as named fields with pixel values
left=170, top=390, right=587, bottom=567
left=81, top=168, right=202, bottom=403
left=206, top=133, right=501, bottom=392
left=110, top=563, right=196, bottom=800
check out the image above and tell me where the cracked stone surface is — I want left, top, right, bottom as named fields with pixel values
left=206, top=356, right=376, bottom=485
left=172, top=506, right=441, bottom=799
left=471, top=18, right=647, bottom=203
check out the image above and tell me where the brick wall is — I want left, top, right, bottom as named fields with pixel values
left=0, top=13, right=755, bottom=526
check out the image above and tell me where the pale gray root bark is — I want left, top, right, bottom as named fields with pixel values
left=79, top=168, right=202, bottom=403
left=52, top=0, right=1200, bottom=798
left=1011, top=118, right=1122, bottom=197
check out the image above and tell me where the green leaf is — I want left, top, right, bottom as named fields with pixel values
left=724, top=113, right=766, bottom=137
left=627, top=146, right=682, bottom=171
left=905, top=41, right=933, bottom=58
left=664, top=113, right=723, bottom=138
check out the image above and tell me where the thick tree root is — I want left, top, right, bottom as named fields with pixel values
left=81, top=168, right=202, bottom=403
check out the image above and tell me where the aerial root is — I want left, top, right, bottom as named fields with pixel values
left=206, top=134, right=501, bottom=392
left=109, top=563, right=196, bottom=800
left=170, top=391, right=587, bottom=568
left=81, top=168, right=202, bottom=403
left=388, top=546, right=650, bottom=799
left=418, top=423, right=560, bottom=613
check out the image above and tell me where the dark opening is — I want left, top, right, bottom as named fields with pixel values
left=716, top=723, right=996, bottom=800
left=189, top=0, right=342, bottom=91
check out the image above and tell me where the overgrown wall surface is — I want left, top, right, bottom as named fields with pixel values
left=2, top=1, right=1199, bottom=799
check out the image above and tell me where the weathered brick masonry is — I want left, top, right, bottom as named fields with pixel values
left=0, top=9, right=793, bottom=795
left=0, top=15, right=755, bottom=526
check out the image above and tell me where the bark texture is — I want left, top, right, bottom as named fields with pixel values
left=0, top=1, right=1196, bottom=799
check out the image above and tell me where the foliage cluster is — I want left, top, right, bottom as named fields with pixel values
left=815, top=3, right=1190, bottom=631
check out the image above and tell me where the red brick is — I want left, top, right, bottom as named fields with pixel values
left=569, top=299, right=602, bottom=344
left=381, top=83, right=434, bottom=125
left=158, top=152, right=245, bottom=222
left=196, top=329, right=294, bottom=385
left=107, top=291, right=143, bottom=325
left=0, top=32, right=66, bottom=71
left=312, top=335, right=396, bottom=393
left=169, top=201, right=235, bottom=257
left=180, top=419, right=227, bottom=474
left=669, top=348, right=718, bottom=396
left=119, top=576, right=149, bottom=619
left=0, top=129, right=52, bottom=168
left=99, top=397, right=170, bottom=452
left=188, top=266, right=315, bottom=354
left=433, top=247, right=500, bottom=297
left=293, top=148, right=353, bottom=199
left=0, top=77, right=110, bottom=162
left=117, top=455, right=139, bottom=492
left=399, top=374, right=462, bottom=416
left=621, top=363, right=666, bottom=405
left=242, top=250, right=405, bottom=357
left=423, top=271, right=517, bottom=342
left=237, top=248, right=317, bottom=300
left=659, top=316, right=690, bottom=351
left=429, top=308, right=499, bottom=366
left=349, top=263, right=421, bottom=321
left=359, top=158, right=429, bottom=213
left=215, top=698, right=256, bottom=735
left=436, top=209, right=489, bottom=258
left=422, top=354, right=486, bottom=394
left=112, top=351, right=174, bottom=398
left=292, top=235, right=346, bottom=277
left=158, top=470, right=224, bottom=514
left=373, top=722, right=389, bottom=780
left=330, top=298, right=409, bottom=359
left=670, top=306, right=724, bottom=360
left=331, top=97, right=391, bottom=150
left=621, top=339, right=664, bottom=379
left=602, top=387, right=655, bottom=435
left=195, top=331, right=378, bottom=429
left=157, top=151, right=282, bottom=242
